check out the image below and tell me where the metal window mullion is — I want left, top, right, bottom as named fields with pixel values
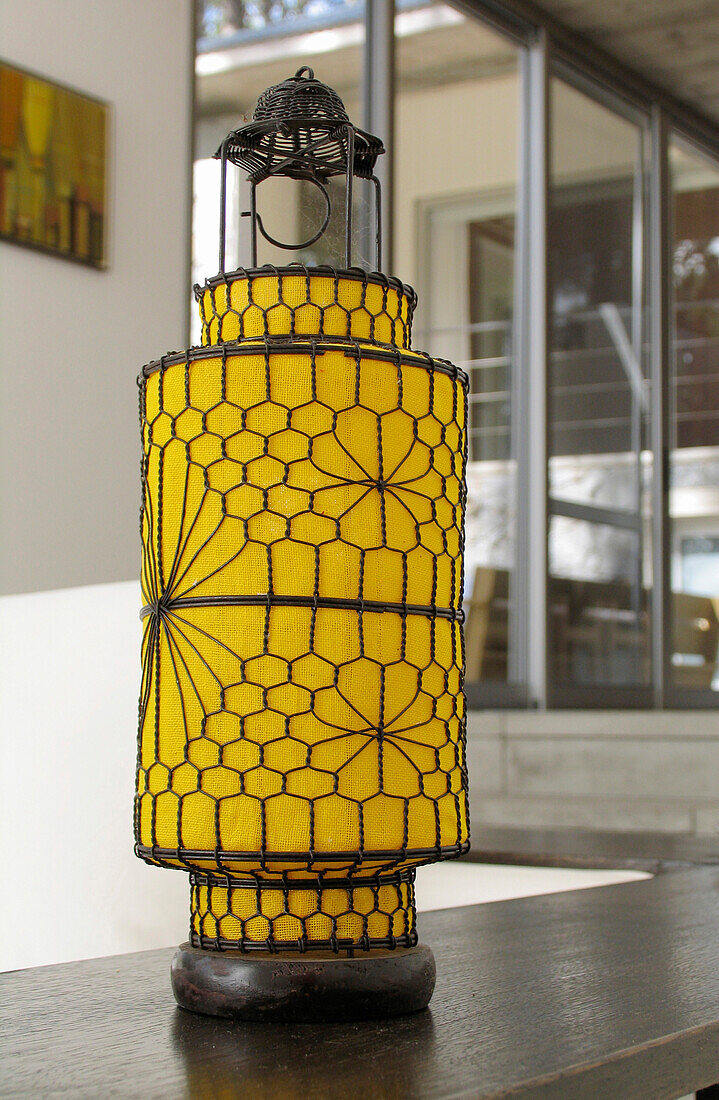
left=631, top=127, right=647, bottom=631
left=515, top=31, right=549, bottom=707
left=649, top=105, right=672, bottom=709
left=363, top=0, right=394, bottom=272
left=185, top=0, right=198, bottom=348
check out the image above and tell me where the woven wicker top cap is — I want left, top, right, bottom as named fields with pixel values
left=254, top=66, right=349, bottom=125
left=216, top=67, right=384, bottom=183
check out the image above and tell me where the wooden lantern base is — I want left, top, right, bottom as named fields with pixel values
left=171, top=942, right=436, bottom=1022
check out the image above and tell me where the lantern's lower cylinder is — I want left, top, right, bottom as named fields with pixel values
left=135, top=268, right=468, bottom=1019
left=190, top=873, right=417, bottom=951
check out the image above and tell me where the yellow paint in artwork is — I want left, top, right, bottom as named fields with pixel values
left=0, top=62, right=106, bottom=264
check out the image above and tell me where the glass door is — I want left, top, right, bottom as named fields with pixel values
left=395, top=3, right=525, bottom=702
left=547, top=75, right=652, bottom=701
left=668, top=137, right=719, bottom=696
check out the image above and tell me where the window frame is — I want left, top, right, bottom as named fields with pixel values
left=193, top=0, right=719, bottom=709
left=543, top=61, right=654, bottom=709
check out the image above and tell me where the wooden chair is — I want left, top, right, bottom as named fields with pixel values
left=672, top=592, right=719, bottom=689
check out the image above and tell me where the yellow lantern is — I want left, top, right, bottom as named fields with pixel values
left=135, top=68, right=469, bottom=1020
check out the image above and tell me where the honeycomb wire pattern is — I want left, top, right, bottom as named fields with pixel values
left=190, top=871, right=416, bottom=953
left=135, top=265, right=469, bottom=952
left=196, top=265, right=416, bottom=349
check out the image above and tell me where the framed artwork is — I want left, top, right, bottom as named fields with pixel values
left=0, top=60, right=109, bottom=268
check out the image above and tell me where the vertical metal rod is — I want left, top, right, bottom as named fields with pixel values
left=510, top=48, right=530, bottom=690
left=250, top=180, right=258, bottom=267
left=218, top=138, right=229, bottom=274
left=630, top=132, right=646, bottom=650
left=345, top=125, right=355, bottom=267
left=649, top=105, right=672, bottom=708
left=364, top=0, right=394, bottom=271
left=372, top=175, right=382, bottom=271
left=520, top=31, right=550, bottom=707
left=184, top=0, right=198, bottom=348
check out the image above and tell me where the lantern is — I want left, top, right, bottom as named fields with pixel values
left=135, top=67, right=469, bottom=1020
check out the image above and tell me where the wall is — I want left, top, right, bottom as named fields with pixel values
left=394, top=69, right=520, bottom=320
left=0, top=0, right=193, bottom=595
left=468, top=711, right=719, bottom=834
left=0, top=582, right=188, bottom=971
left=0, top=581, right=655, bottom=973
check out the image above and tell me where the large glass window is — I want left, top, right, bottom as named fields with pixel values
left=547, top=77, right=651, bottom=697
left=192, top=0, right=365, bottom=342
left=669, top=138, right=719, bottom=693
left=395, top=2, right=522, bottom=696
left=190, top=3, right=719, bottom=710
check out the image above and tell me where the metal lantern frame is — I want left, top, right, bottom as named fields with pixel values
left=216, top=67, right=385, bottom=271
left=136, top=65, right=469, bottom=1021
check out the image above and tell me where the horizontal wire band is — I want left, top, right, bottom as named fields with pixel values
left=136, top=841, right=469, bottom=865
left=194, top=263, right=417, bottom=305
left=139, top=336, right=469, bottom=387
left=140, top=593, right=464, bottom=622
left=189, top=931, right=418, bottom=953
left=189, top=869, right=416, bottom=890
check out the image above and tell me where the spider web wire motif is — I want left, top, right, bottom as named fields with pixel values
left=135, top=265, right=469, bottom=952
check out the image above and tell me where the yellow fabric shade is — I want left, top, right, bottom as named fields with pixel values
left=136, top=269, right=468, bottom=949
left=191, top=876, right=415, bottom=949
left=197, top=269, right=416, bottom=348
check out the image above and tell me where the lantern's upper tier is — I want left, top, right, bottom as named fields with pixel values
left=195, top=267, right=417, bottom=350
left=215, top=67, right=384, bottom=183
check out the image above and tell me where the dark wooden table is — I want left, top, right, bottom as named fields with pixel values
left=4, top=833, right=719, bottom=1098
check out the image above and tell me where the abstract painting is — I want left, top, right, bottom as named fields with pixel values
left=0, top=61, right=108, bottom=268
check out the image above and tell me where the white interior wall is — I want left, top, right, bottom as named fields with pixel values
left=0, top=0, right=193, bottom=596
left=0, top=581, right=647, bottom=973
left=2, top=14, right=715, bottom=973
left=0, top=582, right=188, bottom=972
left=394, top=71, right=520, bottom=316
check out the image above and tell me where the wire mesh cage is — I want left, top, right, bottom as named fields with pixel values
left=189, top=869, right=417, bottom=953
left=196, top=266, right=416, bottom=348
left=135, top=266, right=469, bottom=953
left=135, top=71, right=468, bottom=979
left=216, top=67, right=385, bottom=269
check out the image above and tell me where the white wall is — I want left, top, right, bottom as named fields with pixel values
left=395, top=70, right=520, bottom=315
left=0, top=583, right=187, bottom=972
left=0, top=0, right=193, bottom=595
left=0, top=581, right=646, bottom=973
